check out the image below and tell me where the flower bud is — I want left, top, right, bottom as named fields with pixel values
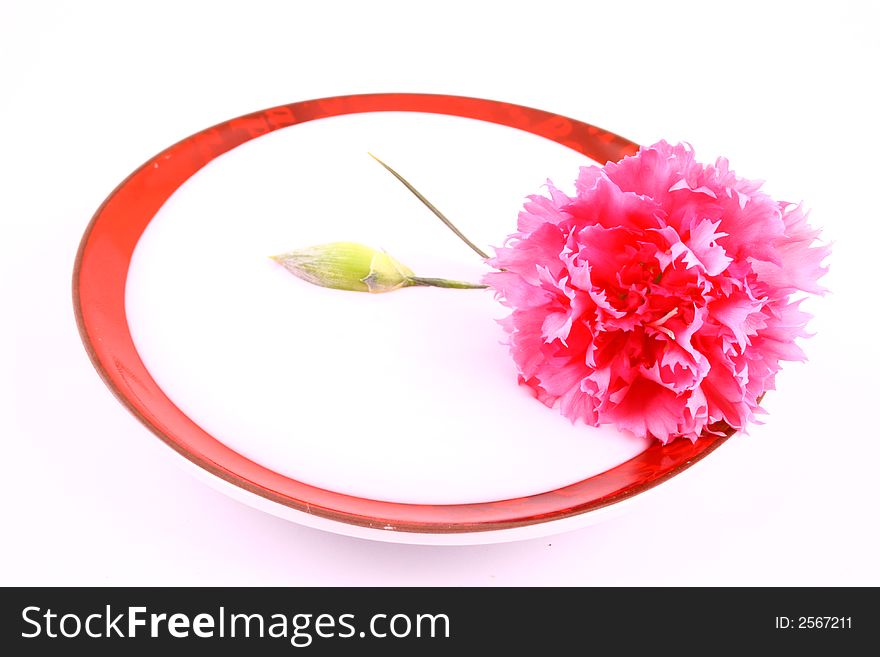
left=271, top=242, right=415, bottom=293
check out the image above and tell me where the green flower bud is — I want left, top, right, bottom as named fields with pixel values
left=271, top=242, right=415, bottom=293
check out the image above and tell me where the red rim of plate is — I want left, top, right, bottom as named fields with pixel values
left=72, top=93, right=732, bottom=534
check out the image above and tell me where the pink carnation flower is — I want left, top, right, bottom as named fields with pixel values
left=485, top=141, right=829, bottom=443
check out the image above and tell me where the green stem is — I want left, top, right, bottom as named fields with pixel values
left=408, top=276, right=487, bottom=290
left=368, top=153, right=490, bottom=260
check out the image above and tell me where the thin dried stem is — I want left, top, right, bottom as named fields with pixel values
left=368, top=152, right=490, bottom=260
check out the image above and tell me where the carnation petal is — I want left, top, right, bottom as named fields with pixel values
left=566, top=175, right=664, bottom=232
left=709, top=295, right=762, bottom=351
left=686, top=217, right=733, bottom=276
left=603, top=378, right=687, bottom=444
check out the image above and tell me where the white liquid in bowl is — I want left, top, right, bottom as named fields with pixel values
left=125, top=112, right=650, bottom=504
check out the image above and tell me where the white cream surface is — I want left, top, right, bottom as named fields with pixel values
left=125, top=112, right=651, bottom=504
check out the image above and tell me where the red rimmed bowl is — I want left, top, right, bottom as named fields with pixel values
left=73, top=93, right=731, bottom=544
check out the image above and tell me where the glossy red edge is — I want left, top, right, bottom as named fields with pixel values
left=72, top=93, right=731, bottom=534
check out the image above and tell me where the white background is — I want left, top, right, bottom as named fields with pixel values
left=2, top=0, right=878, bottom=585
